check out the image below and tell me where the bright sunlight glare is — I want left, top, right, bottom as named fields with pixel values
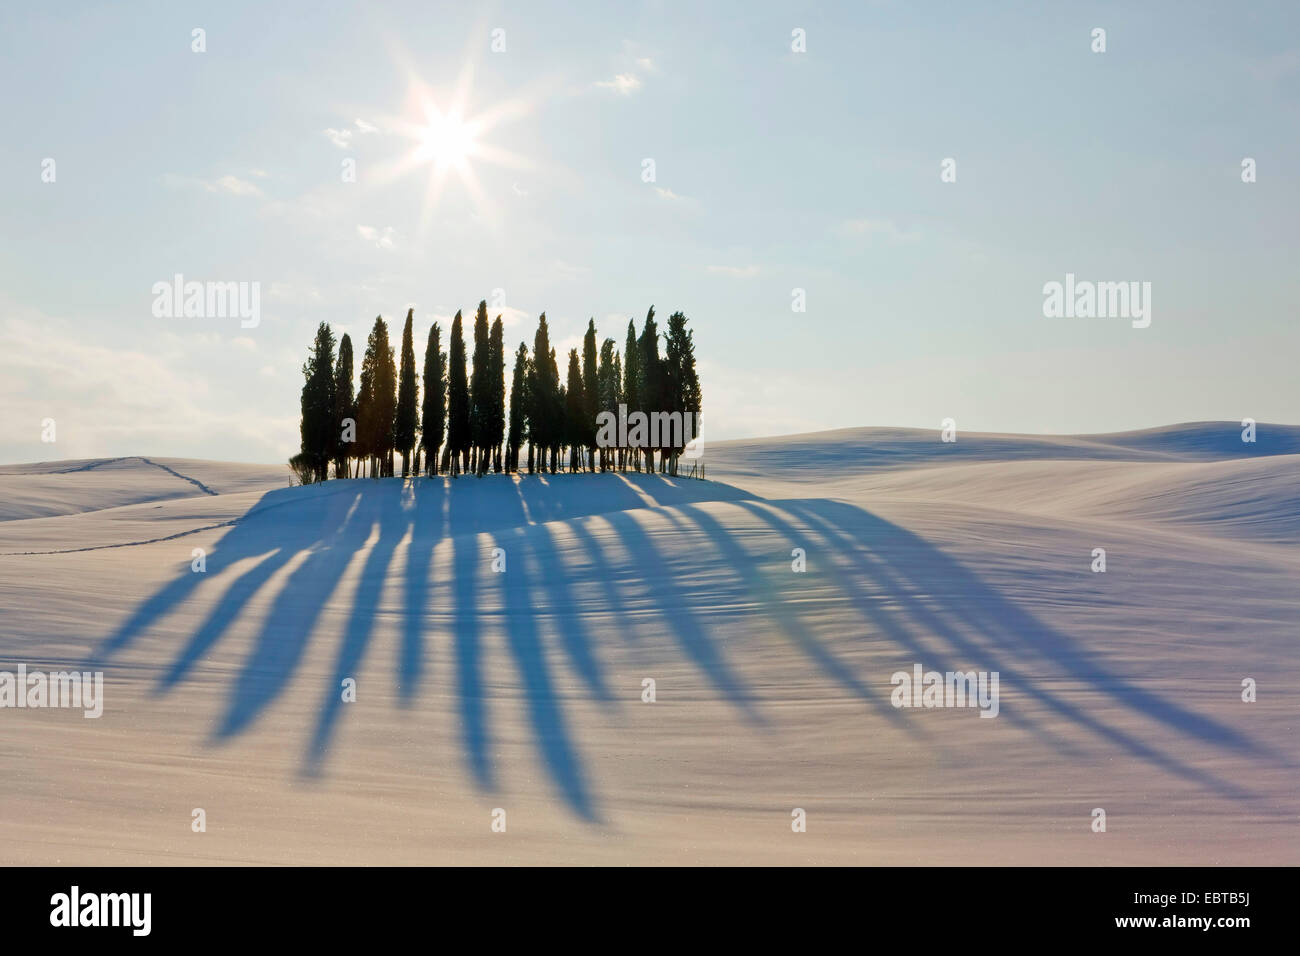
left=417, top=108, right=476, bottom=169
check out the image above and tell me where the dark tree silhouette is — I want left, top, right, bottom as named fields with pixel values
left=356, top=316, right=396, bottom=478
left=488, top=315, right=506, bottom=473
left=507, top=341, right=529, bottom=473
left=420, top=321, right=446, bottom=476
left=581, top=318, right=599, bottom=472
left=355, top=332, right=376, bottom=476
left=294, top=303, right=702, bottom=480
left=394, top=308, right=419, bottom=477
left=597, top=337, right=619, bottom=472
left=377, top=318, right=398, bottom=477
left=527, top=313, right=560, bottom=473
left=298, top=322, right=336, bottom=483
left=332, top=333, right=355, bottom=479
left=447, top=310, right=470, bottom=476
left=622, top=319, right=641, bottom=472
left=564, top=348, right=584, bottom=472
left=468, top=300, right=490, bottom=475
left=663, top=310, right=700, bottom=476
left=637, top=307, right=663, bottom=473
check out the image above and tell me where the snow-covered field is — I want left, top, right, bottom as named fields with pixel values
left=1, top=423, right=1296, bottom=864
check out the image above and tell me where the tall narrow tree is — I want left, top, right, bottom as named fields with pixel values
left=612, top=352, right=623, bottom=471
left=581, top=318, right=599, bottom=472
left=663, top=311, right=701, bottom=475
left=447, top=310, right=470, bottom=476
left=420, top=322, right=446, bottom=476
left=622, top=319, right=641, bottom=471
left=467, top=300, right=490, bottom=475
left=596, top=337, right=619, bottom=471
left=527, top=314, right=560, bottom=473
left=356, top=333, right=376, bottom=477
left=377, top=317, right=398, bottom=477
left=507, top=342, right=528, bottom=473
left=299, top=322, right=337, bottom=482
left=332, top=333, right=355, bottom=478
left=564, top=348, right=584, bottom=472
left=488, top=316, right=506, bottom=472
left=357, top=316, right=396, bottom=477
left=394, top=308, right=419, bottom=477
left=637, top=306, right=662, bottom=473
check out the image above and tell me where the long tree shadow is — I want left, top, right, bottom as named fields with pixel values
left=496, top=520, right=597, bottom=819
left=710, top=498, right=1068, bottom=755
left=89, top=471, right=1274, bottom=817
left=305, top=489, right=407, bottom=770
left=754, top=495, right=1267, bottom=798
left=90, top=483, right=364, bottom=668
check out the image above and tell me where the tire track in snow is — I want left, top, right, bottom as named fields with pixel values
left=0, top=456, right=219, bottom=496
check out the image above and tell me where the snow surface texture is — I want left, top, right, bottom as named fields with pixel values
left=1, top=423, right=1296, bottom=864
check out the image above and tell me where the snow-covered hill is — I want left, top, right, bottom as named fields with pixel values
left=1, top=422, right=1296, bottom=864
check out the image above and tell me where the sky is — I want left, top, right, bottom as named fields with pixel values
left=1, top=1, right=1297, bottom=464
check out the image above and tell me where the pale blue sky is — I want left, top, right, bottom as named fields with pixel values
left=2, top=1, right=1297, bottom=463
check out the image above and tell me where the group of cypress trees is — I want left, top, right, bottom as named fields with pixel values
left=293, top=303, right=701, bottom=483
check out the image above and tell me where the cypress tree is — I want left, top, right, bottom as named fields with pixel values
left=357, top=316, right=396, bottom=477
left=468, top=300, right=490, bottom=475
left=488, top=315, right=506, bottom=472
left=356, top=333, right=376, bottom=477
left=527, top=314, right=560, bottom=473
left=612, top=352, right=623, bottom=471
left=447, top=310, right=470, bottom=475
left=597, top=337, right=619, bottom=472
left=663, top=311, right=700, bottom=476
left=565, top=348, right=584, bottom=472
left=622, top=319, right=641, bottom=471
left=507, top=342, right=528, bottom=473
left=394, top=308, right=419, bottom=477
left=546, top=347, right=560, bottom=473
left=299, top=322, right=337, bottom=482
left=638, top=306, right=662, bottom=473
left=420, top=322, right=446, bottom=476
left=581, top=318, right=599, bottom=472
left=332, top=333, right=355, bottom=479
left=376, top=317, right=398, bottom=477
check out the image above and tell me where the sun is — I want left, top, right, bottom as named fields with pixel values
left=368, top=58, right=539, bottom=234
left=416, top=107, right=477, bottom=171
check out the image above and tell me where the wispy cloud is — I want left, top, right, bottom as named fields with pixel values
left=837, top=218, right=921, bottom=243
left=595, top=72, right=642, bottom=95
left=324, top=118, right=381, bottom=149
left=707, top=264, right=760, bottom=278
left=495, top=305, right=531, bottom=328
left=210, top=175, right=263, bottom=197
left=357, top=225, right=396, bottom=249
left=324, top=127, right=353, bottom=148
left=162, top=173, right=265, bottom=197
left=0, top=311, right=294, bottom=463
